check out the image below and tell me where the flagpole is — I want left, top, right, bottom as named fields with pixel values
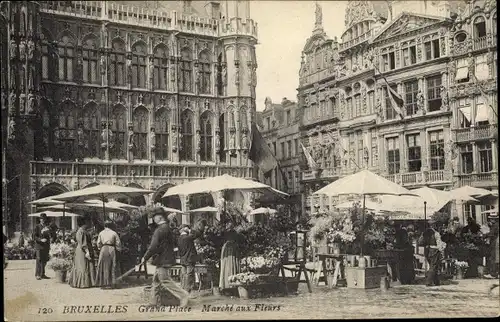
left=471, top=74, right=498, bottom=117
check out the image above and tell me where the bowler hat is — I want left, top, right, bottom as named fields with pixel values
left=39, top=213, right=48, bottom=220
left=148, top=207, right=166, bottom=219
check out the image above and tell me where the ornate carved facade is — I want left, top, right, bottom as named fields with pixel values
left=297, top=1, right=497, bottom=221
left=2, top=0, right=259, bottom=231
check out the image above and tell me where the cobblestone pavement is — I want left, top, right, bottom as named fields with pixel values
left=4, top=260, right=499, bottom=321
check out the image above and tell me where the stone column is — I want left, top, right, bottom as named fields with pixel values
left=491, top=138, right=498, bottom=173
left=180, top=195, right=190, bottom=225
left=399, top=131, right=407, bottom=173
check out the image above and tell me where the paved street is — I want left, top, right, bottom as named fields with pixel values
left=4, top=260, right=499, bottom=321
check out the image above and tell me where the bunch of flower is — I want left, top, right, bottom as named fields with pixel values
left=49, top=243, right=74, bottom=260
left=326, top=229, right=356, bottom=244
left=47, top=257, right=73, bottom=271
left=241, top=256, right=280, bottom=274
left=228, top=272, right=260, bottom=286
left=194, top=242, right=218, bottom=267
left=454, top=260, right=469, bottom=269
left=308, top=216, right=335, bottom=245
left=265, top=234, right=293, bottom=260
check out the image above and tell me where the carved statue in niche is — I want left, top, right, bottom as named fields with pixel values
left=150, top=128, right=156, bottom=151
left=170, top=61, right=176, bottom=83
left=127, top=126, right=135, bottom=148
left=241, top=132, right=249, bottom=150
left=76, top=53, right=83, bottom=81
left=375, top=97, right=384, bottom=120
left=467, top=55, right=475, bottom=76
left=53, top=128, right=60, bottom=146
left=196, top=130, right=201, bottom=152
left=27, top=39, right=35, bottom=60
left=19, top=40, right=26, bottom=61
left=126, top=55, right=132, bottom=84
left=19, top=94, right=25, bottom=113
left=440, top=85, right=449, bottom=110
left=8, top=92, right=16, bottom=115
left=27, top=90, right=36, bottom=114
left=235, top=65, right=240, bottom=85
left=229, top=132, right=236, bottom=150
left=77, top=125, right=85, bottom=147
left=416, top=89, right=425, bottom=113
left=8, top=119, right=15, bottom=142
left=447, top=61, right=456, bottom=81
left=215, top=132, right=220, bottom=151
left=100, top=55, right=106, bottom=75
left=149, top=57, right=154, bottom=86
left=10, top=39, right=17, bottom=59
left=221, top=64, right=227, bottom=86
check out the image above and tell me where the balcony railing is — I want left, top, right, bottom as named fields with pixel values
left=301, top=167, right=341, bottom=181
left=384, top=170, right=452, bottom=187
left=339, top=30, right=373, bottom=51
left=302, top=108, right=339, bottom=126
left=454, top=124, right=497, bottom=143
left=458, top=172, right=498, bottom=188
left=473, top=36, right=488, bottom=51
left=31, top=161, right=253, bottom=180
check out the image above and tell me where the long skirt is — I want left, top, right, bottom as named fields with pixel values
left=219, top=241, right=240, bottom=290
left=95, top=246, right=120, bottom=287
left=68, top=247, right=95, bottom=288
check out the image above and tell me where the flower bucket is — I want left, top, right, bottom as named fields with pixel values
left=55, top=270, right=67, bottom=283
left=330, top=243, right=341, bottom=255
left=237, top=286, right=251, bottom=299
left=455, top=268, right=466, bottom=280
left=477, top=265, right=485, bottom=278
left=212, top=287, right=221, bottom=297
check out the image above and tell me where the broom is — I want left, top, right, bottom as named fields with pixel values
left=115, top=261, right=146, bottom=284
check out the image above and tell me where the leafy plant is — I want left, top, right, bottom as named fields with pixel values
left=47, top=257, right=72, bottom=271
left=228, top=272, right=260, bottom=286
left=241, top=256, right=280, bottom=274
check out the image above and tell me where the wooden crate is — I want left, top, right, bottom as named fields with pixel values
left=345, top=266, right=387, bottom=289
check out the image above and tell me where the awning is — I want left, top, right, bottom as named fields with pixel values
left=459, top=106, right=472, bottom=122
left=475, top=64, right=490, bottom=81
left=475, top=103, right=489, bottom=122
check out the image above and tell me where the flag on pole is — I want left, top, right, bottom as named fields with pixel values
left=249, top=123, right=279, bottom=177
left=380, top=77, right=405, bottom=120
left=300, top=142, right=317, bottom=170
left=473, top=74, right=498, bottom=117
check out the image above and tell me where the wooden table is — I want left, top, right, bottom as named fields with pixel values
left=167, top=264, right=213, bottom=291
left=314, top=253, right=345, bottom=288
left=281, top=261, right=312, bottom=293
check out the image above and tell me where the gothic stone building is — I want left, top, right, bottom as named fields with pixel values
left=1, top=0, right=259, bottom=232
left=298, top=0, right=497, bottom=224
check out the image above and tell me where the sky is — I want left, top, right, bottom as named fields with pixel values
left=250, top=1, right=348, bottom=111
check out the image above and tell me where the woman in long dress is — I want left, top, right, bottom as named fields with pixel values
left=219, top=222, right=242, bottom=291
left=68, top=216, right=96, bottom=288
left=95, top=221, right=122, bottom=288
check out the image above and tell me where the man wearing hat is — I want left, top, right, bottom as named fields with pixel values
left=418, top=219, right=445, bottom=287
left=141, top=207, right=189, bottom=306
left=33, top=213, right=52, bottom=280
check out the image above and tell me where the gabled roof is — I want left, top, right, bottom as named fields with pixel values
left=303, top=30, right=333, bottom=54
left=371, top=11, right=450, bottom=43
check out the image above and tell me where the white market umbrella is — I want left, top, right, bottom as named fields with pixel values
left=84, top=199, right=138, bottom=211
left=188, top=206, right=218, bottom=213
left=163, top=174, right=288, bottom=198
left=28, top=211, right=81, bottom=218
left=335, top=200, right=395, bottom=214
left=313, top=170, right=418, bottom=256
left=158, top=206, right=183, bottom=214
left=40, top=202, right=128, bottom=214
left=51, top=184, right=154, bottom=225
left=451, top=185, right=493, bottom=199
left=250, top=207, right=278, bottom=215
left=29, top=196, right=65, bottom=206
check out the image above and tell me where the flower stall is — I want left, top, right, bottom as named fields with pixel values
left=47, top=242, right=75, bottom=283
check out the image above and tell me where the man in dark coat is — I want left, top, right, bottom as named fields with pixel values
left=418, top=220, right=443, bottom=287
left=33, top=213, right=51, bottom=280
left=141, top=207, right=188, bottom=306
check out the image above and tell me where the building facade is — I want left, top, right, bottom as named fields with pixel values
left=1, top=0, right=259, bottom=232
left=256, top=97, right=302, bottom=208
left=297, top=0, right=497, bottom=223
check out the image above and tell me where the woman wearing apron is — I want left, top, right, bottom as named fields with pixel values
left=95, top=221, right=122, bottom=289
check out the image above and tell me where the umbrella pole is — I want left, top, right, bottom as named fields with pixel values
left=63, top=203, right=66, bottom=239
left=361, top=194, right=366, bottom=257
left=102, top=198, right=106, bottom=226
left=423, top=201, right=427, bottom=274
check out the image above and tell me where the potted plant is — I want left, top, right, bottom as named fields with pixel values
left=48, top=257, right=73, bottom=283
left=241, top=256, right=281, bottom=275
left=454, top=260, right=469, bottom=280
left=228, top=272, right=260, bottom=299
left=48, top=243, right=75, bottom=283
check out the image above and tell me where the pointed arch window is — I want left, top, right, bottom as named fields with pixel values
left=217, top=53, right=223, bottom=96
left=179, top=48, right=193, bottom=92
left=200, top=112, right=213, bottom=162
left=133, top=107, right=149, bottom=159
left=153, top=45, right=169, bottom=90
left=132, top=42, right=147, bottom=88
left=155, top=108, right=169, bottom=160
left=219, top=113, right=226, bottom=163
left=239, top=106, right=248, bottom=130
left=82, top=37, right=99, bottom=84
left=111, top=106, right=127, bottom=159
left=199, top=50, right=212, bottom=94
left=83, top=104, right=101, bottom=158
left=180, top=110, right=194, bottom=161
left=57, top=101, right=77, bottom=161
left=109, top=40, right=126, bottom=86
left=58, top=35, right=75, bottom=81
left=227, top=107, right=236, bottom=129
left=41, top=43, right=49, bottom=80
left=38, top=101, right=53, bottom=159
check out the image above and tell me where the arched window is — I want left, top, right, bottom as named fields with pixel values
left=217, top=53, right=223, bottom=96
left=109, top=39, right=126, bottom=86
left=219, top=113, right=226, bottom=162
left=153, top=45, right=168, bottom=90
left=131, top=42, right=147, bottom=88
left=82, top=37, right=99, bottom=84
left=155, top=108, right=169, bottom=160
left=179, top=48, right=193, bottom=92
left=37, top=101, right=53, bottom=159
left=239, top=106, right=248, bottom=130
left=180, top=110, right=194, bottom=161
left=111, top=105, right=127, bottom=159
left=199, top=50, right=211, bottom=94
left=133, top=107, right=149, bottom=159
left=83, top=103, right=101, bottom=158
left=474, top=16, right=486, bottom=38
left=57, top=101, right=77, bottom=161
left=58, top=34, right=75, bottom=81
left=200, top=111, right=213, bottom=162
left=41, top=43, right=49, bottom=80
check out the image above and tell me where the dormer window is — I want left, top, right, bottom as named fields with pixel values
left=382, top=50, right=395, bottom=72
left=402, top=45, right=417, bottom=67
left=424, top=39, right=440, bottom=61
left=474, top=16, right=486, bottom=38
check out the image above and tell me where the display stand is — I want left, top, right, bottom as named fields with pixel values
left=314, top=253, right=345, bottom=288
left=282, top=230, right=312, bottom=293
